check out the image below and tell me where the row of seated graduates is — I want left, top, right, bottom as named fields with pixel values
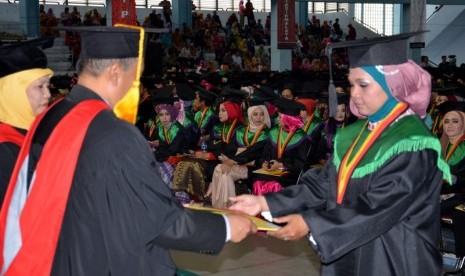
left=134, top=69, right=356, bottom=207
left=426, top=67, right=465, bottom=273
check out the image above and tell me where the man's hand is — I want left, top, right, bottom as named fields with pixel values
left=267, top=214, right=309, bottom=241
left=226, top=214, right=257, bottom=242
left=229, top=195, right=268, bottom=216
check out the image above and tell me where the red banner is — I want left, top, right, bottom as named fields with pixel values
left=277, top=0, right=295, bottom=49
left=111, top=0, right=137, bottom=25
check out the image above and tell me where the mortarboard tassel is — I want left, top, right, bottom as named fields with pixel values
left=328, top=79, right=337, bottom=118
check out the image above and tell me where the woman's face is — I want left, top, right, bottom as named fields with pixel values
left=218, top=104, right=228, bottom=122
left=251, top=106, right=265, bottom=125
left=443, top=111, right=464, bottom=139
left=348, top=67, right=388, bottom=117
left=158, top=109, right=172, bottom=126
left=335, top=103, right=346, bottom=122
left=26, top=75, right=51, bottom=116
left=281, top=89, right=293, bottom=100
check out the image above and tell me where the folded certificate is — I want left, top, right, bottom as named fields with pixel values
left=253, top=168, right=289, bottom=176
left=186, top=205, right=281, bottom=231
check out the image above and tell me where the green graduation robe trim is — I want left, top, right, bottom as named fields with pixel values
left=235, top=125, right=269, bottom=147
left=332, top=115, right=451, bottom=182
left=268, top=127, right=307, bottom=149
left=447, top=140, right=465, bottom=166
left=157, top=122, right=183, bottom=144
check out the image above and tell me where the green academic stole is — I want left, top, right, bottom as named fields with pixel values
left=303, top=114, right=321, bottom=135
left=235, top=125, right=268, bottom=147
left=194, top=107, right=214, bottom=130
left=182, top=116, right=194, bottom=129
left=333, top=104, right=451, bottom=204
left=446, top=135, right=465, bottom=166
left=214, top=120, right=238, bottom=143
left=157, top=122, right=182, bottom=144
left=269, top=127, right=306, bottom=158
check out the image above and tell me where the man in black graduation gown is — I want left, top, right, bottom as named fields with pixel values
left=0, top=26, right=256, bottom=275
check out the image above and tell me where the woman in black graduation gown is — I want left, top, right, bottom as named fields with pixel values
left=438, top=103, right=465, bottom=276
left=230, top=33, right=451, bottom=276
left=0, top=39, right=53, bottom=206
left=252, top=98, right=311, bottom=194
left=207, top=101, right=271, bottom=208
left=313, top=94, right=350, bottom=165
left=151, top=101, right=189, bottom=186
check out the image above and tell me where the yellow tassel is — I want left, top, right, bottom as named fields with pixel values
left=113, top=24, right=145, bottom=124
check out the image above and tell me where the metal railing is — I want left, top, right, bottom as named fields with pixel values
left=352, top=16, right=381, bottom=36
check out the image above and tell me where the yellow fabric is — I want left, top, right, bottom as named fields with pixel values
left=0, top=68, right=53, bottom=130
left=113, top=24, right=145, bottom=124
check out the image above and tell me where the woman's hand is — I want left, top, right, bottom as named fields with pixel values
left=220, top=164, right=232, bottom=174
left=267, top=214, right=309, bottom=241
left=149, top=140, right=160, bottom=148
left=229, top=195, right=269, bottom=216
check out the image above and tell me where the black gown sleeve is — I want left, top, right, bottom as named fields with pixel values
left=232, top=139, right=267, bottom=165
left=267, top=150, right=443, bottom=265
left=0, top=143, right=20, bottom=206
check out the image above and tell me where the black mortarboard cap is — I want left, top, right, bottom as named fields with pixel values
left=437, top=101, right=465, bottom=115
left=274, top=98, right=303, bottom=116
left=282, top=82, right=296, bottom=92
left=219, top=86, right=248, bottom=105
left=255, top=85, right=278, bottom=100
left=174, top=83, right=195, bottom=101
left=202, top=71, right=222, bottom=87
left=337, top=93, right=350, bottom=105
left=327, top=32, right=423, bottom=68
left=151, top=85, right=175, bottom=106
left=195, top=85, right=218, bottom=106
left=325, top=31, right=424, bottom=118
left=295, top=81, right=326, bottom=99
left=64, top=26, right=148, bottom=59
left=0, top=37, right=54, bottom=78
left=140, top=75, right=164, bottom=88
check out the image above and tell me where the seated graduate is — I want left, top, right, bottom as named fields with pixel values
left=313, top=93, right=351, bottom=165
left=0, top=26, right=256, bottom=275
left=0, top=38, right=54, bottom=206
left=135, top=76, right=158, bottom=135
left=438, top=101, right=465, bottom=276
left=207, top=95, right=271, bottom=208
left=191, top=86, right=219, bottom=147
left=430, top=86, right=461, bottom=137
left=252, top=98, right=311, bottom=194
left=172, top=82, right=198, bottom=148
left=440, top=102, right=465, bottom=215
left=151, top=95, right=190, bottom=187
left=295, top=82, right=321, bottom=138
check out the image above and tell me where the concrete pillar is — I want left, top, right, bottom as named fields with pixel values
left=270, top=0, right=292, bottom=71
left=172, top=0, right=192, bottom=30
left=19, top=0, right=40, bottom=37
left=400, top=2, right=425, bottom=65
left=296, top=1, right=308, bottom=30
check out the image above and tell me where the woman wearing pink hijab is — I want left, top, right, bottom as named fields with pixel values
left=230, top=33, right=451, bottom=276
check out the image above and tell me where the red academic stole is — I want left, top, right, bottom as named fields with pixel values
left=0, top=100, right=109, bottom=276
left=0, top=123, right=25, bottom=147
left=337, top=102, right=408, bottom=204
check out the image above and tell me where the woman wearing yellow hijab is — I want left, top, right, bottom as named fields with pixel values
left=0, top=38, right=54, bottom=206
